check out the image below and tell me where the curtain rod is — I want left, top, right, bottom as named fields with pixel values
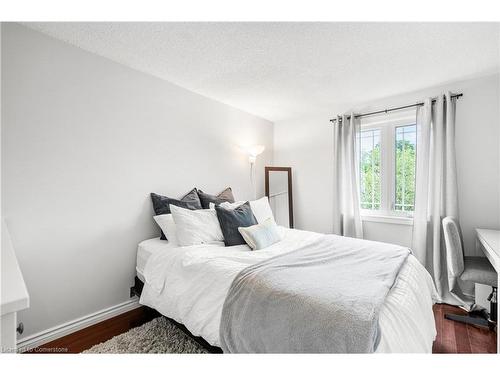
left=329, top=93, right=463, bottom=124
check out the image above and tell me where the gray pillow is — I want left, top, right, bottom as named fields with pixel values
left=150, top=188, right=202, bottom=240
left=215, top=201, right=257, bottom=246
left=197, top=187, right=235, bottom=209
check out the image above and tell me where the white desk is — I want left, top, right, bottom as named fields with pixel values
left=476, top=229, right=500, bottom=273
left=475, top=228, right=499, bottom=353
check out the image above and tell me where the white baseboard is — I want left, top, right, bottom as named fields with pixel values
left=17, top=298, right=141, bottom=352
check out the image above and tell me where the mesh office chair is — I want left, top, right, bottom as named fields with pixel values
left=442, top=217, right=497, bottom=329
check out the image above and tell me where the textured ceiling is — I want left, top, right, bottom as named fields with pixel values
left=24, top=22, right=500, bottom=122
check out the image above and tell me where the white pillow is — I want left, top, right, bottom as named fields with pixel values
left=217, top=197, right=275, bottom=224
left=169, top=205, right=224, bottom=246
left=153, top=214, right=178, bottom=246
left=238, top=218, right=283, bottom=250
left=249, top=197, right=275, bottom=224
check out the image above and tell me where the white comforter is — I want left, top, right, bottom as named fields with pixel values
left=140, top=228, right=438, bottom=353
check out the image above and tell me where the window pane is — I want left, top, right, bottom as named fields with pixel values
left=395, top=125, right=416, bottom=212
left=358, top=129, right=381, bottom=210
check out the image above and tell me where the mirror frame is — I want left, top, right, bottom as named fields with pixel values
left=264, top=166, right=294, bottom=229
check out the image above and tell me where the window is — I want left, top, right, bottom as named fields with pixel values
left=394, top=125, right=416, bottom=212
left=359, top=129, right=381, bottom=210
left=357, top=112, right=417, bottom=218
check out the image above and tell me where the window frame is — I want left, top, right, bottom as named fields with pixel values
left=358, top=113, right=417, bottom=222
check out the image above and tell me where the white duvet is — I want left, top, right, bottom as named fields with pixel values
left=140, top=228, right=438, bottom=353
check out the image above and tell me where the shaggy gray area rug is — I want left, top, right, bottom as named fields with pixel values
left=83, top=317, right=209, bottom=354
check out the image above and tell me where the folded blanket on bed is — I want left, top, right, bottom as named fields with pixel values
left=219, top=234, right=410, bottom=353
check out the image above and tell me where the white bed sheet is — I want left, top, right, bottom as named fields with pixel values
left=139, top=228, right=438, bottom=353
left=136, top=238, right=175, bottom=282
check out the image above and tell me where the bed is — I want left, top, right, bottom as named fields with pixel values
left=136, top=237, right=174, bottom=283
left=136, top=227, right=438, bottom=353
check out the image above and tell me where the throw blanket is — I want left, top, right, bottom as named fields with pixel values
left=219, top=234, right=410, bottom=353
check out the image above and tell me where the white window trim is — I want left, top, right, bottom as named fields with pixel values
left=359, top=112, right=416, bottom=224
left=361, top=213, right=413, bottom=226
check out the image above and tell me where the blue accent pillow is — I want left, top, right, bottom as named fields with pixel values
left=215, top=201, right=257, bottom=246
left=238, top=218, right=283, bottom=250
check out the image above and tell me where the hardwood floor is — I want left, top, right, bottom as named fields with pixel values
left=432, top=304, right=497, bottom=354
left=25, top=307, right=160, bottom=353
left=26, top=304, right=497, bottom=353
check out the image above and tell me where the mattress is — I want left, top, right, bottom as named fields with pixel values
left=136, top=237, right=175, bottom=282
left=139, top=228, right=438, bottom=353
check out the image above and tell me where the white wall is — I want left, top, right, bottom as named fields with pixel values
left=274, top=73, right=500, bottom=254
left=1, top=23, right=273, bottom=338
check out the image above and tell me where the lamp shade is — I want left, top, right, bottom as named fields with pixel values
left=246, top=145, right=265, bottom=157
left=241, top=144, right=265, bottom=164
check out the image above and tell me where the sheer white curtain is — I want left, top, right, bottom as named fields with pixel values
left=412, top=93, right=471, bottom=305
left=332, top=114, right=363, bottom=238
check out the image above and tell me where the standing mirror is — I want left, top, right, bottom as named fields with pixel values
left=265, top=167, right=293, bottom=228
